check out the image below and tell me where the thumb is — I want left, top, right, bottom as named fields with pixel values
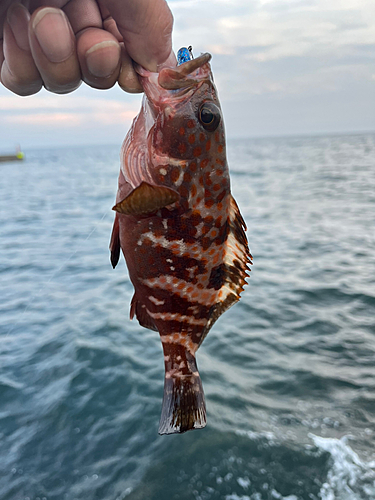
left=102, top=0, right=175, bottom=72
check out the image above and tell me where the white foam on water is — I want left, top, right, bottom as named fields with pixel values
left=235, top=429, right=277, bottom=445
left=270, top=491, right=298, bottom=500
left=237, top=476, right=251, bottom=489
left=309, top=434, right=375, bottom=500
left=225, top=493, right=298, bottom=500
left=225, top=495, right=251, bottom=500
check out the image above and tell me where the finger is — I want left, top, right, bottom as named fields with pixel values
left=0, top=1, right=13, bottom=38
left=76, top=27, right=121, bottom=89
left=64, top=0, right=127, bottom=90
left=63, top=0, right=102, bottom=34
left=29, top=7, right=81, bottom=94
left=98, top=9, right=142, bottom=92
left=1, top=4, right=42, bottom=96
left=0, top=39, right=4, bottom=68
left=118, top=43, right=142, bottom=93
left=102, top=0, right=174, bottom=71
left=103, top=15, right=122, bottom=42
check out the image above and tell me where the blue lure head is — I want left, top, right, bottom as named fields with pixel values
left=177, top=46, right=194, bottom=66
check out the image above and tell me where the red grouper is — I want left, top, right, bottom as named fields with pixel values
left=110, top=51, right=252, bottom=435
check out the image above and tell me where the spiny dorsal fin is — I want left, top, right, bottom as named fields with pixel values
left=112, top=182, right=180, bottom=216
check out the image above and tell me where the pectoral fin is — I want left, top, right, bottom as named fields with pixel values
left=112, top=182, right=180, bottom=216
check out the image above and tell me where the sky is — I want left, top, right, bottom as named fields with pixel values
left=0, top=0, right=374, bottom=149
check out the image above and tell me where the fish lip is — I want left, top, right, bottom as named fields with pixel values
left=134, top=53, right=211, bottom=78
left=157, top=53, right=212, bottom=91
left=134, top=52, right=213, bottom=105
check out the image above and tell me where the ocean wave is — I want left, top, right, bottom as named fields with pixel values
left=310, top=434, right=375, bottom=500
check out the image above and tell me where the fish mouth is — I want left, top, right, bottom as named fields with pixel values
left=135, top=52, right=212, bottom=98
left=158, top=53, right=212, bottom=90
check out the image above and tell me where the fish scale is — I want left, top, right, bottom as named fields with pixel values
left=110, top=51, right=252, bottom=434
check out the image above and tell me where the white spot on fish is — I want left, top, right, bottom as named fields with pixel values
left=140, top=232, right=185, bottom=252
left=148, top=296, right=165, bottom=306
left=146, top=309, right=206, bottom=326
left=142, top=276, right=218, bottom=306
left=159, top=168, right=167, bottom=176
left=162, top=334, right=197, bottom=355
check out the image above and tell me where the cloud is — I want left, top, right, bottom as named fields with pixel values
left=170, top=0, right=375, bottom=104
left=1, top=0, right=374, bottom=144
left=6, top=113, right=83, bottom=126
left=0, top=94, right=139, bottom=113
left=174, top=0, right=375, bottom=59
left=172, top=0, right=375, bottom=68
left=0, top=93, right=140, bottom=129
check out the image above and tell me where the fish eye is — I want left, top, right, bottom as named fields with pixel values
left=198, top=102, right=221, bottom=132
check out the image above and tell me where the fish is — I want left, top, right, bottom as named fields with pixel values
left=110, top=50, right=252, bottom=435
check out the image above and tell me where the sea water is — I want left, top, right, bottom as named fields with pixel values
left=0, top=133, right=374, bottom=500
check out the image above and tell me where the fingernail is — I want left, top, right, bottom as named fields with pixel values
left=32, top=8, right=74, bottom=63
left=86, top=41, right=120, bottom=78
left=7, top=3, right=30, bottom=52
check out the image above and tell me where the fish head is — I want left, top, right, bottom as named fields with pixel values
left=136, top=53, right=226, bottom=165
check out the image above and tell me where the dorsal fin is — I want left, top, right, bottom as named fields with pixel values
left=112, top=182, right=180, bottom=216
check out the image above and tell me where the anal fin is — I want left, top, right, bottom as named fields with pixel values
left=112, top=181, right=180, bottom=216
left=130, top=294, right=158, bottom=332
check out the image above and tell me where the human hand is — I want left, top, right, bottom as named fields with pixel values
left=0, top=0, right=175, bottom=96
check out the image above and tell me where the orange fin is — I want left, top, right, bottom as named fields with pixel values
left=112, top=182, right=179, bottom=216
left=130, top=294, right=158, bottom=332
left=109, top=213, right=121, bottom=269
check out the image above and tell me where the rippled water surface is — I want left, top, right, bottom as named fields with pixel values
left=1, top=134, right=375, bottom=500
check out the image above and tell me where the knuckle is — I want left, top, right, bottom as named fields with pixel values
left=44, top=77, right=82, bottom=94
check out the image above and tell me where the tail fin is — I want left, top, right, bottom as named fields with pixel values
left=158, top=353, right=206, bottom=435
